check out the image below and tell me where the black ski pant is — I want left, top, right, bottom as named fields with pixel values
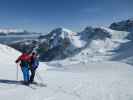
left=30, top=68, right=36, bottom=83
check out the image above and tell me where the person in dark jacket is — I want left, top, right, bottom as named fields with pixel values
left=15, top=51, right=31, bottom=85
left=29, top=52, right=39, bottom=83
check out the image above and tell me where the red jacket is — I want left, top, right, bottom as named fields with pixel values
left=16, top=53, right=31, bottom=63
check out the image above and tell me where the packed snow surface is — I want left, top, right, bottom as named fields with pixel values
left=0, top=44, right=133, bottom=100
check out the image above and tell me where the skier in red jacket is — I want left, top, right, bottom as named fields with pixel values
left=15, top=51, right=31, bottom=85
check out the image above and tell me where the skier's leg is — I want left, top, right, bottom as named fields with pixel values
left=25, top=67, right=29, bottom=82
left=30, top=69, right=35, bottom=83
left=21, top=67, right=25, bottom=81
left=32, top=69, right=36, bottom=82
left=21, top=67, right=29, bottom=85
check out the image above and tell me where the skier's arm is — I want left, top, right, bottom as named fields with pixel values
left=15, top=55, right=22, bottom=63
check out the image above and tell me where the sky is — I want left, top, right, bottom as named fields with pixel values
left=0, top=0, right=132, bottom=33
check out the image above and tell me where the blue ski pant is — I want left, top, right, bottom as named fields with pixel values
left=21, top=67, right=29, bottom=82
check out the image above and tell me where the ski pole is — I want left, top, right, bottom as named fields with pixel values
left=36, top=71, right=44, bottom=84
left=36, top=71, right=42, bottom=82
left=16, top=64, right=19, bottom=81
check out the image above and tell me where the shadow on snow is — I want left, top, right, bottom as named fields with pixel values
left=0, top=79, right=23, bottom=85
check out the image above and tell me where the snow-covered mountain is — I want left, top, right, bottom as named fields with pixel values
left=10, top=27, right=86, bottom=61
left=47, top=26, right=132, bottom=66
left=0, top=29, right=42, bottom=35
left=38, top=27, right=86, bottom=60
left=48, top=27, right=85, bottom=49
left=75, top=27, right=130, bottom=61
left=79, top=27, right=112, bottom=42
left=8, top=25, right=133, bottom=63
left=110, top=18, right=133, bottom=33
left=0, top=28, right=23, bottom=35
left=4, top=18, right=133, bottom=65
left=0, top=29, right=42, bottom=44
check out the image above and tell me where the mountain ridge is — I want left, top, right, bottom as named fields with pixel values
left=1, top=18, right=133, bottom=64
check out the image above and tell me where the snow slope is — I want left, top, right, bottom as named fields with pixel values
left=0, top=44, right=21, bottom=65
left=0, top=44, right=133, bottom=100
left=0, top=44, right=21, bottom=80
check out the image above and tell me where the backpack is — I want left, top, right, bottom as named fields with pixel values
left=30, top=57, right=39, bottom=69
